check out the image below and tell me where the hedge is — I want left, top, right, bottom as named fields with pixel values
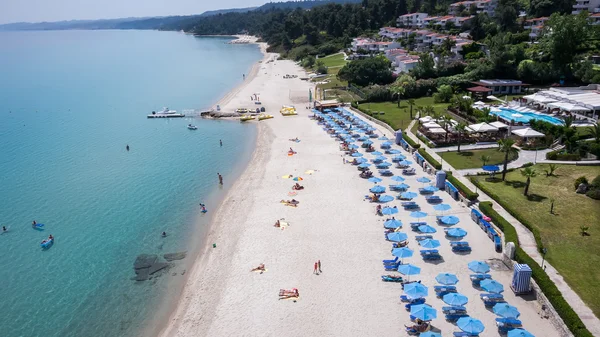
left=546, top=150, right=581, bottom=161
left=446, top=171, right=479, bottom=201
left=418, top=148, right=442, bottom=170
left=471, top=177, right=543, bottom=252
left=478, top=201, right=593, bottom=337
left=402, top=133, right=420, bottom=149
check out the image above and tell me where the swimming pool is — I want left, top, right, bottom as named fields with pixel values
left=490, top=108, right=564, bottom=125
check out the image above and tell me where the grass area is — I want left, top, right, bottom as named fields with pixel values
left=318, top=53, right=347, bottom=68
left=439, top=147, right=518, bottom=169
left=472, top=165, right=600, bottom=316
left=357, top=97, right=448, bottom=130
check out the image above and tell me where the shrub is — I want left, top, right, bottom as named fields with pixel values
left=418, top=148, right=442, bottom=169
left=586, top=189, right=600, bottom=200
left=574, top=176, right=589, bottom=190
left=402, top=133, right=420, bottom=149
left=447, top=171, right=478, bottom=200
left=522, top=162, right=534, bottom=168
left=556, top=153, right=581, bottom=161
left=591, top=175, right=600, bottom=188
left=546, top=150, right=558, bottom=160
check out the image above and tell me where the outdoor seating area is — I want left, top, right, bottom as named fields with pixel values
left=310, top=106, right=551, bottom=337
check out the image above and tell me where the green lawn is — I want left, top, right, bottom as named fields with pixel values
left=318, top=53, right=347, bottom=68
left=472, top=165, right=600, bottom=316
left=439, top=148, right=518, bottom=169
left=357, top=97, right=448, bottom=130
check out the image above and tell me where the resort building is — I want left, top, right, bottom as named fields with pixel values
left=449, top=0, right=497, bottom=16
left=468, top=79, right=528, bottom=96
left=589, top=12, right=600, bottom=25
left=393, top=55, right=421, bottom=74
left=379, top=27, right=412, bottom=40
left=525, top=85, right=600, bottom=121
left=379, top=28, right=474, bottom=59
left=350, top=38, right=400, bottom=53
left=524, top=17, right=549, bottom=40
left=397, top=13, right=429, bottom=28
left=423, top=15, right=473, bottom=28
left=572, top=0, right=600, bottom=14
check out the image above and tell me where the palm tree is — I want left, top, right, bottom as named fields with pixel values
left=588, top=122, right=600, bottom=143
left=480, top=155, right=491, bottom=166
left=521, top=167, right=537, bottom=196
left=439, top=115, right=452, bottom=143
left=390, top=84, right=405, bottom=108
left=455, top=122, right=468, bottom=152
left=407, top=99, right=416, bottom=120
left=498, top=138, right=518, bottom=181
left=423, top=105, right=436, bottom=117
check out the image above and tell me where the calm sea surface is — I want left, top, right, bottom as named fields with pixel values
left=0, top=30, right=261, bottom=337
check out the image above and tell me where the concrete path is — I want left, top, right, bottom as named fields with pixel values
left=404, top=124, right=600, bottom=336
left=432, top=144, right=499, bottom=152
left=456, top=148, right=553, bottom=176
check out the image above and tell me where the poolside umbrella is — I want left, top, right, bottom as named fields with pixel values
left=493, top=303, right=520, bottom=319
left=480, top=279, right=504, bottom=293
left=351, top=152, right=363, bottom=157
left=398, top=160, right=413, bottom=166
left=468, top=260, right=490, bottom=273
left=436, top=273, right=459, bottom=285
left=382, top=206, right=399, bottom=215
left=446, top=228, right=468, bottom=237
left=368, top=177, right=382, bottom=183
left=433, top=204, right=451, bottom=212
left=419, top=332, right=442, bottom=337
left=358, top=163, right=372, bottom=168
left=386, top=232, right=408, bottom=242
left=370, top=185, right=386, bottom=193
left=410, top=304, right=437, bottom=321
left=419, top=239, right=441, bottom=249
left=508, top=329, right=535, bottom=337
left=398, top=264, right=421, bottom=281
left=418, top=225, right=437, bottom=234
left=457, top=317, right=485, bottom=335
left=371, top=151, right=383, bottom=155
left=392, top=247, right=414, bottom=260
left=401, top=191, right=418, bottom=199
left=422, top=186, right=439, bottom=193
left=440, top=215, right=460, bottom=225
left=293, top=177, right=303, bottom=181
left=410, top=211, right=428, bottom=219
left=391, top=175, right=406, bottom=182
left=443, top=292, right=469, bottom=306
left=387, top=149, right=401, bottom=154
left=417, top=177, right=431, bottom=184
left=384, top=219, right=403, bottom=229
left=378, top=195, right=395, bottom=203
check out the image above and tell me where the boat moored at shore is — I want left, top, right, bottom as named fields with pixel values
left=147, top=108, right=185, bottom=118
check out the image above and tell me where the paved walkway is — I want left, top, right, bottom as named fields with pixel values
left=404, top=122, right=600, bottom=336
left=456, top=148, right=554, bottom=176
left=432, top=144, right=499, bottom=152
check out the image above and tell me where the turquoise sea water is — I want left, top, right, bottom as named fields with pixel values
left=0, top=30, right=260, bottom=337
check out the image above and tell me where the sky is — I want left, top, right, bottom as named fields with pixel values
left=0, top=0, right=268, bottom=24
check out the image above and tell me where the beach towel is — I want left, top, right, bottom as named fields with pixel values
left=305, top=170, right=315, bottom=175
left=288, top=191, right=298, bottom=196
left=282, top=175, right=293, bottom=179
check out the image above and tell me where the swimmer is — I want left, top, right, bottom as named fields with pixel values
left=161, top=232, right=167, bottom=237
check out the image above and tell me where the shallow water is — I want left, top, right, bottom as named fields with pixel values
left=0, top=30, right=260, bottom=337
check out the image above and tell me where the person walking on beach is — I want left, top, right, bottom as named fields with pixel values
left=218, top=173, right=223, bottom=185
left=318, top=260, right=322, bottom=273
left=313, top=262, right=319, bottom=275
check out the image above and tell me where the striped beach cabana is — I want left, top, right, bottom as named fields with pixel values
left=510, top=264, right=532, bottom=294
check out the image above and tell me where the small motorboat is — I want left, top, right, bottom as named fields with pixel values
left=41, top=238, right=54, bottom=249
left=258, top=114, right=273, bottom=121
left=187, top=124, right=198, bottom=130
left=240, top=115, right=255, bottom=122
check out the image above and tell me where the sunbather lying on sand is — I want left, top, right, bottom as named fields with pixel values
left=376, top=205, right=382, bottom=215
left=280, top=199, right=299, bottom=207
left=289, top=137, right=300, bottom=142
left=251, top=263, right=266, bottom=272
left=279, top=288, right=299, bottom=299
left=405, top=321, right=429, bottom=333
left=292, top=183, right=304, bottom=190
left=367, top=194, right=380, bottom=202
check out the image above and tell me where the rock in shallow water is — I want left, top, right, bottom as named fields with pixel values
left=134, top=254, right=158, bottom=269
left=164, top=252, right=187, bottom=261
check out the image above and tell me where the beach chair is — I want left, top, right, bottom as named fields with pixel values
left=496, top=318, right=522, bottom=333
left=445, top=313, right=469, bottom=322
left=404, top=204, right=420, bottom=210
left=470, top=274, right=492, bottom=286
left=422, top=253, right=442, bottom=261
left=379, top=170, right=393, bottom=176
left=425, top=196, right=443, bottom=203
left=415, top=235, right=433, bottom=241
left=442, top=306, right=467, bottom=314
left=404, top=298, right=426, bottom=310
left=434, top=285, right=457, bottom=296
left=452, top=245, right=472, bottom=253
left=382, top=256, right=399, bottom=264
left=421, top=249, right=440, bottom=255
left=381, top=275, right=403, bottom=283
left=481, top=294, right=506, bottom=307
left=403, top=168, right=416, bottom=175
left=402, top=201, right=417, bottom=206
left=419, top=188, right=435, bottom=195
left=384, top=263, right=402, bottom=271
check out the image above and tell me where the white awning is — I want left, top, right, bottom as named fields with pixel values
left=547, top=101, right=591, bottom=112
left=525, top=94, right=558, bottom=104
left=489, top=121, right=508, bottom=129
left=474, top=101, right=486, bottom=105
left=468, top=122, right=498, bottom=133
left=511, top=128, right=545, bottom=138
left=419, top=116, right=433, bottom=123
left=423, top=122, right=442, bottom=129
left=427, top=127, right=447, bottom=134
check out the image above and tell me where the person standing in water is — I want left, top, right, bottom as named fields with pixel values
left=220, top=139, right=223, bottom=147
left=126, top=144, right=130, bottom=151
left=218, top=173, right=223, bottom=185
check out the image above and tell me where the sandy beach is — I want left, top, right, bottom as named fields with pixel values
left=159, top=41, right=564, bottom=337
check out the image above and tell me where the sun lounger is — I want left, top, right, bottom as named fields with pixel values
left=450, top=241, right=470, bottom=246
left=435, top=285, right=457, bottom=294
left=415, top=235, right=433, bottom=241
left=403, top=168, right=416, bottom=175
left=446, top=313, right=469, bottom=322
left=480, top=293, right=503, bottom=300
left=390, top=185, right=408, bottom=191
left=404, top=298, right=426, bottom=310
left=470, top=274, right=492, bottom=286
left=379, top=170, right=393, bottom=176
left=452, top=245, right=472, bottom=253
left=496, top=318, right=522, bottom=333
left=419, top=188, right=434, bottom=195
left=400, top=295, right=425, bottom=302
left=421, top=249, right=439, bottom=255
left=443, top=306, right=467, bottom=314
left=402, top=201, right=417, bottom=206
left=404, top=204, right=420, bottom=210
left=392, top=241, right=409, bottom=248
left=422, top=254, right=442, bottom=261
left=425, top=196, right=443, bottom=203
left=381, top=275, right=403, bottom=283
left=383, top=256, right=399, bottom=264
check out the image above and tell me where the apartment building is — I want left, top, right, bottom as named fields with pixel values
left=379, top=27, right=412, bottom=40
left=523, top=17, right=549, bottom=29
left=572, top=0, right=600, bottom=14
left=422, top=15, right=473, bottom=28
left=590, top=12, right=600, bottom=24
left=397, top=13, right=429, bottom=28
left=350, top=38, right=400, bottom=53
left=449, top=0, right=497, bottom=16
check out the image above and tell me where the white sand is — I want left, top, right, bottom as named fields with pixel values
left=159, top=45, right=563, bottom=337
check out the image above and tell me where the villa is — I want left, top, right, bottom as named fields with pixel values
left=468, top=79, right=529, bottom=95
left=572, top=0, right=600, bottom=14
left=350, top=38, right=400, bottom=53
left=449, top=0, right=497, bottom=16
left=397, top=13, right=429, bottom=28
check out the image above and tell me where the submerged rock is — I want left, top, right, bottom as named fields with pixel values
left=149, top=262, right=169, bottom=275
left=164, top=252, right=187, bottom=261
left=134, top=254, right=158, bottom=269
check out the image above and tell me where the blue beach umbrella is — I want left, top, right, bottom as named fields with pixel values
left=354, top=157, right=367, bottom=164
left=391, top=175, right=406, bottom=182
left=351, top=152, right=363, bottom=157
left=349, top=144, right=359, bottom=149
left=446, top=228, right=468, bottom=237
left=410, top=211, right=428, bottom=219
left=392, top=247, right=413, bottom=259
left=376, top=161, right=392, bottom=167
left=419, top=332, right=442, bottom=337
left=358, top=163, right=372, bottom=168
left=422, top=186, right=439, bottom=193
left=508, top=329, right=535, bottom=337
left=493, top=303, right=521, bottom=319
left=384, top=219, right=403, bottom=229
left=379, top=136, right=390, bottom=140
left=443, top=292, right=469, bottom=306
left=382, top=206, right=399, bottom=215
left=368, top=177, right=382, bottom=183
left=481, top=279, right=504, bottom=293
left=392, top=183, right=410, bottom=190
left=436, top=273, right=459, bottom=285
left=433, top=204, right=452, bottom=212
left=417, top=177, right=431, bottom=183
left=370, top=185, right=386, bottom=193
left=378, top=195, right=395, bottom=203
left=371, top=151, right=383, bottom=155
left=382, top=141, right=392, bottom=146
left=386, top=232, right=408, bottom=242
left=375, top=155, right=388, bottom=161
left=364, top=140, right=373, bottom=145
left=398, top=264, right=421, bottom=277
left=398, top=160, right=413, bottom=166
left=418, top=225, right=437, bottom=234
left=392, top=155, right=406, bottom=162
left=468, top=260, right=491, bottom=274
left=401, top=191, right=418, bottom=199
left=387, top=149, right=401, bottom=154
left=457, top=317, right=485, bottom=335
left=440, top=215, right=460, bottom=225
left=358, top=136, right=368, bottom=141
left=419, top=239, right=441, bottom=248
left=410, top=304, right=437, bottom=321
